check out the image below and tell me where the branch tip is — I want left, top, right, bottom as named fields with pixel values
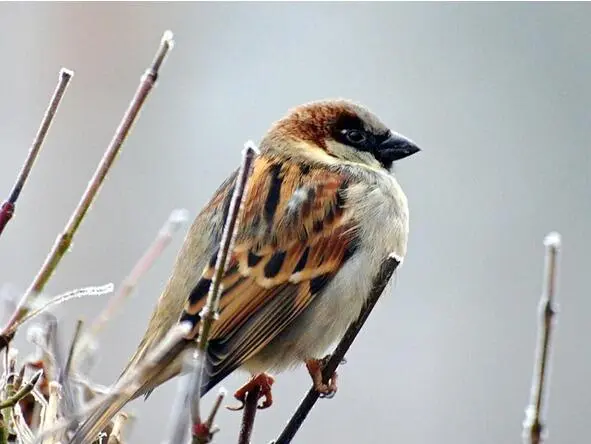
left=59, top=68, right=74, bottom=79
left=162, top=30, right=175, bottom=48
left=543, top=231, right=561, bottom=249
left=522, top=232, right=562, bottom=444
left=243, top=140, right=261, bottom=156
left=0, top=30, right=175, bottom=351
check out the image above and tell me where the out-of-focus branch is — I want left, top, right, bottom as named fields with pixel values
left=273, top=253, right=402, bottom=444
left=0, top=370, right=41, bottom=410
left=163, top=350, right=198, bottom=444
left=522, top=232, right=562, bottom=444
left=106, top=412, right=132, bottom=444
left=75, top=208, right=188, bottom=369
left=40, top=381, right=61, bottom=444
left=0, top=30, right=175, bottom=352
left=189, top=142, right=258, bottom=443
left=0, top=68, right=73, bottom=239
left=38, top=323, right=190, bottom=444
left=0, top=418, right=7, bottom=444
left=6, top=284, right=114, bottom=335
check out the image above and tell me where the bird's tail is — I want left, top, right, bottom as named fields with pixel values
left=69, top=330, right=191, bottom=444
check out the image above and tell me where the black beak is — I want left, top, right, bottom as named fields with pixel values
left=375, top=133, right=421, bottom=166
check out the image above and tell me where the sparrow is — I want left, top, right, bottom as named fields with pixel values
left=72, top=98, right=420, bottom=441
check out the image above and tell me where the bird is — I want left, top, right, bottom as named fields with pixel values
left=71, top=98, right=420, bottom=442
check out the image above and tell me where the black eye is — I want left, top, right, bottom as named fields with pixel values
left=343, top=129, right=367, bottom=145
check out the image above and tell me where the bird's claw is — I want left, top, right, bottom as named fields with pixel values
left=226, top=373, right=275, bottom=411
left=306, top=357, right=338, bottom=399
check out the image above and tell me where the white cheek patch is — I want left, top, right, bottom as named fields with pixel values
left=324, top=140, right=381, bottom=168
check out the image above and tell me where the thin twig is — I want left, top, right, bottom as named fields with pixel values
left=75, top=209, right=188, bottom=368
left=44, top=317, right=78, bottom=423
left=190, top=142, right=258, bottom=436
left=0, top=348, right=19, bottom=436
left=13, top=402, right=35, bottom=444
left=64, top=319, right=84, bottom=382
left=197, top=142, right=259, bottom=348
left=107, top=412, right=131, bottom=444
left=0, top=370, right=42, bottom=410
left=190, top=388, right=226, bottom=444
left=0, top=418, right=7, bottom=444
left=204, top=389, right=225, bottom=434
left=0, top=68, right=73, bottom=239
left=164, top=350, right=199, bottom=444
left=0, top=30, right=175, bottom=352
left=7, top=284, right=114, bottom=336
left=58, top=323, right=190, bottom=444
left=237, top=386, right=260, bottom=444
left=522, top=232, right=561, bottom=444
left=40, top=382, right=61, bottom=444
left=273, top=253, right=402, bottom=444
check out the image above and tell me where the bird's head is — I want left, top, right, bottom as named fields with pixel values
left=263, top=99, right=420, bottom=171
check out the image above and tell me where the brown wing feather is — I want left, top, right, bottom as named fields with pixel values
left=179, top=155, right=359, bottom=389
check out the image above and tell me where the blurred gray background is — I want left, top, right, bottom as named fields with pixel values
left=0, top=2, right=589, bottom=443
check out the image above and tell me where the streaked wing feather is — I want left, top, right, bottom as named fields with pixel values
left=180, top=156, right=359, bottom=388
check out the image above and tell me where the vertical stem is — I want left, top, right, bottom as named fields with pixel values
left=0, top=68, right=73, bottom=238
left=522, top=232, right=561, bottom=444
left=190, top=142, right=258, bottom=429
left=237, top=387, right=260, bottom=444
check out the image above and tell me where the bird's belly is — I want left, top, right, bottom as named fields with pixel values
left=245, top=175, right=409, bottom=374
left=245, top=252, right=374, bottom=373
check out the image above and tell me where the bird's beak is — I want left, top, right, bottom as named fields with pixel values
left=375, top=133, right=421, bottom=163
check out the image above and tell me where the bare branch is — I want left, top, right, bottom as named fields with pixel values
left=197, top=142, right=259, bottom=348
left=189, top=142, right=258, bottom=439
left=106, top=412, right=132, bottom=444
left=40, top=381, right=61, bottom=444
left=273, top=253, right=402, bottom=444
left=237, top=385, right=260, bottom=444
left=7, top=284, right=114, bottom=335
left=163, top=350, right=199, bottom=444
left=190, top=388, right=225, bottom=444
left=0, top=370, right=41, bottom=410
left=75, top=209, right=188, bottom=369
left=522, top=232, right=562, bottom=444
left=0, top=68, right=73, bottom=239
left=0, top=30, right=175, bottom=352
left=34, top=322, right=191, bottom=444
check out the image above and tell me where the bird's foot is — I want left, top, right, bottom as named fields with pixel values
left=227, top=373, right=275, bottom=411
left=306, top=355, right=338, bottom=399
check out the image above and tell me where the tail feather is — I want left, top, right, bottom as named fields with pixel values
left=70, top=339, right=236, bottom=443
left=69, top=339, right=188, bottom=444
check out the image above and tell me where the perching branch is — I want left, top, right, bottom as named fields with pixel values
left=273, top=253, right=402, bottom=444
left=0, top=68, right=73, bottom=239
left=188, top=142, right=258, bottom=441
left=0, top=30, right=175, bottom=352
left=522, top=232, right=562, bottom=444
left=237, top=385, right=260, bottom=444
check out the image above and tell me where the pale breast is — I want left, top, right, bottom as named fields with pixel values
left=245, top=168, right=409, bottom=373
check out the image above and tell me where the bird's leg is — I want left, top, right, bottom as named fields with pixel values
left=227, top=373, right=275, bottom=411
left=306, top=355, right=338, bottom=398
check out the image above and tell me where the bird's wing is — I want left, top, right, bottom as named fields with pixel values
left=180, top=155, right=361, bottom=393
left=70, top=158, right=361, bottom=444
